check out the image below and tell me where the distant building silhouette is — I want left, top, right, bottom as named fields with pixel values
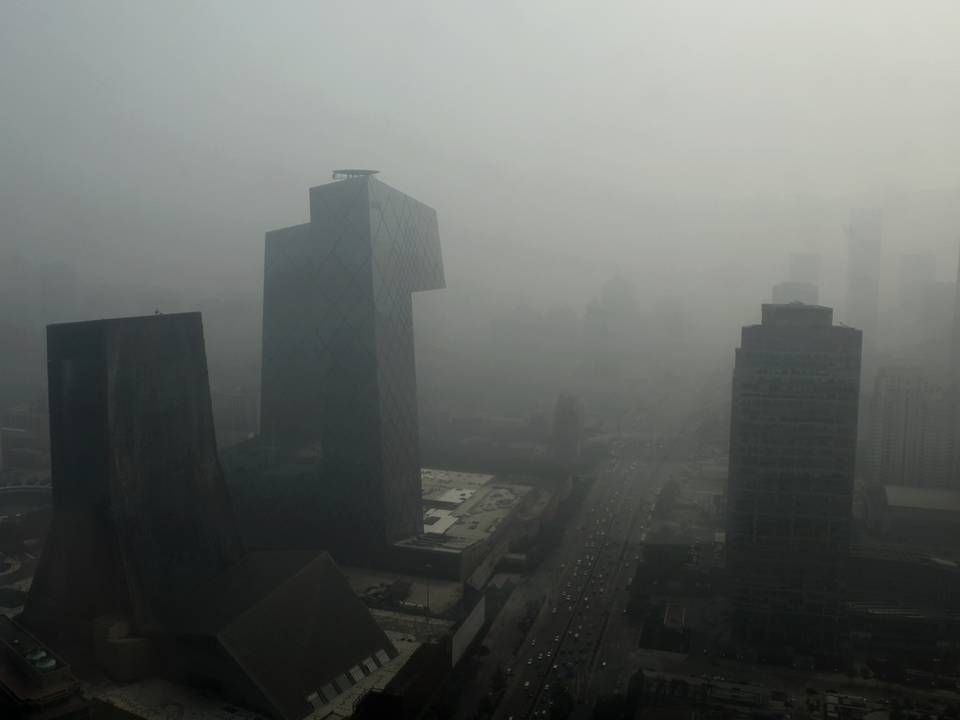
left=550, top=394, right=584, bottom=469
left=868, top=368, right=956, bottom=489
left=260, top=174, right=444, bottom=552
left=952, top=242, right=960, bottom=381
left=772, top=281, right=819, bottom=305
left=727, top=303, right=862, bottom=651
left=788, top=252, right=821, bottom=286
left=846, top=210, right=881, bottom=381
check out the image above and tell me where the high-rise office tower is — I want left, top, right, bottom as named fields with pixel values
left=788, top=252, right=822, bottom=286
left=260, top=172, right=444, bottom=551
left=24, top=313, right=397, bottom=719
left=899, top=253, right=936, bottom=307
left=772, top=281, right=819, bottom=305
left=727, top=303, right=862, bottom=651
left=949, top=242, right=960, bottom=487
left=846, top=210, right=881, bottom=378
left=868, top=368, right=955, bottom=489
left=25, top=313, right=244, bottom=633
left=952, top=243, right=960, bottom=381
left=897, top=253, right=937, bottom=351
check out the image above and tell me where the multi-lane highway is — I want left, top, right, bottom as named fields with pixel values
left=492, top=440, right=669, bottom=720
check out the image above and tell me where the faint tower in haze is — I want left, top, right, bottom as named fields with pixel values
left=772, top=281, right=819, bottom=305
left=845, top=209, right=882, bottom=383
left=952, top=242, right=960, bottom=380
left=868, top=368, right=955, bottom=489
left=550, top=394, right=584, bottom=469
left=776, top=252, right=821, bottom=306
left=788, top=252, right=821, bottom=286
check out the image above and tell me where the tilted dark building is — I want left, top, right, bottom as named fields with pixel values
left=23, top=314, right=397, bottom=720
left=726, top=303, right=862, bottom=651
left=25, top=313, right=244, bottom=633
left=260, top=174, right=444, bottom=551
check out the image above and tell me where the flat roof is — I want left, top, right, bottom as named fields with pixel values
left=93, top=678, right=266, bottom=720
left=315, top=631, right=422, bottom=719
left=91, top=636, right=422, bottom=720
left=342, top=566, right=463, bottom=617
left=885, top=485, right=960, bottom=513
left=394, top=469, right=532, bottom=554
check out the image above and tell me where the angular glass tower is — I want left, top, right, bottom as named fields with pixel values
left=260, top=175, right=444, bottom=549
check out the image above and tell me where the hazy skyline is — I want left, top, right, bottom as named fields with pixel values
left=3, top=1, right=960, bottom=329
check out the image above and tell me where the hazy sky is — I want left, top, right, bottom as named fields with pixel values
left=3, top=1, right=960, bottom=320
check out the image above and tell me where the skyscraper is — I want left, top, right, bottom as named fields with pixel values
left=25, top=313, right=244, bottom=633
left=846, top=209, right=881, bottom=379
left=24, top=313, right=397, bottom=719
left=727, top=303, right=862, bottom=651
left=260, top=173, right=444, bottom=551
left=788, top=252, right=821, bottom=286
left=952, top=242, right=960, bottom=382
left=868, top=368, right=955, bottom=489
left=772, top=281, right=819, bottom=305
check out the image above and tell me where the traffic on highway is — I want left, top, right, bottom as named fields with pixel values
left=494, top=441, right=664, bottom=719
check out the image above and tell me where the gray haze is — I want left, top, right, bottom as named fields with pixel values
left=3, top=1, right=960, bottom=420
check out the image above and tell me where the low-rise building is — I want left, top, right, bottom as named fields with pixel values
left=388, top=469, right=546, bottom=585
left=0, top=616, right=86, bottom=717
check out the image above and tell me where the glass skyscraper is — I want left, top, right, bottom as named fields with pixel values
left=260, top=174, right=444, bottom=551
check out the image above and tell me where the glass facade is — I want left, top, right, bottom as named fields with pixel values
left=727, top=304, right=862, bottom=651
left=260, top=176, right=443, bottom=549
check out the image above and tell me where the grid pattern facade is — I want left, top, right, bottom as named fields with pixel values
left=260, top=177, right=443, bottom=550
left=868, top=369, right=957, bottom=489
left=727, top=304, right=862, bottom=651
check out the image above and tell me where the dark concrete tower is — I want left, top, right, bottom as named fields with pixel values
left=260, top=173, right=444, bottom=551
left=727, top=303, right=862, bottom=652
left=24, top=313, right=244, bottom=635
left=23, top=313, right=397, bottom=718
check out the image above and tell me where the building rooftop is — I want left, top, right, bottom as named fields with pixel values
left=93, top=678, right=268, bottom=720
left=343, top=566, right=463, bottom=617
left=761, top=302, right=833, bottom=327
left=0, top=615, right=78, bottom=705
left=885, top=485, right=960, bottom=513
left=161, top=551, right=398, bottom=720
left=309, top=631, right=421, bottom=719
left=394, top=469, right=531, bottom=555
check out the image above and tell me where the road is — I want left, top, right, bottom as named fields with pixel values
left=489, top=440, right=672, bottom=720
